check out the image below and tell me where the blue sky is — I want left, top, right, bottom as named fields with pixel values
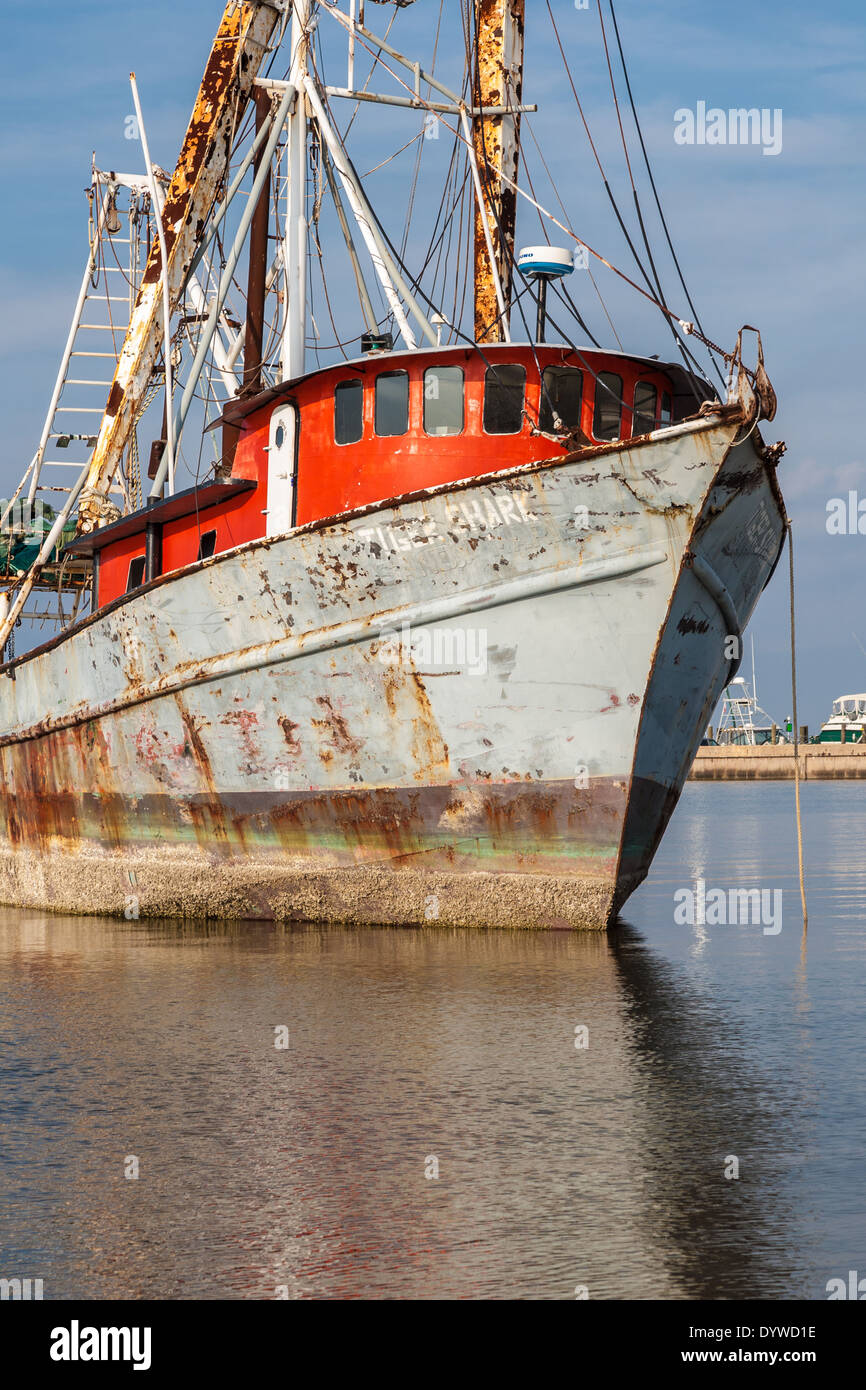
left=1, top=0, right=864, bottom=731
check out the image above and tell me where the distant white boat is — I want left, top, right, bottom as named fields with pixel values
left=712, top=675, right=788, bottom=746
left=818, top=695, right=866, bottom=743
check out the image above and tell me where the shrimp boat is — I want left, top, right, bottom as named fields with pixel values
left=0, top=1, right=788, bottom=928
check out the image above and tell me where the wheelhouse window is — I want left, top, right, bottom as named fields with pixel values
left=335, top=378, right=363, bottom=445
left=592, top=371, right=623, bottom=441
left=423, top=366, right=464, bottom=436
left=374, top=370, right=409, bottom=436
left=197, top=530, right=217, bottom=561
left=483, top=363, right=525, bottom=434
left=632, top=381, right=658, bottom=436
left=660, top=391, right=672, bottom=426
left=126, top=556, right=146, bottom=593
left=539, top=366, right=583, bottom=433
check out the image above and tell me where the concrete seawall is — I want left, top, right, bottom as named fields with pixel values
left=690, top=744, right=866, bottom=780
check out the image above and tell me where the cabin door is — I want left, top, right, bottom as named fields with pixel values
left=266, top=402, right=297, bottom=537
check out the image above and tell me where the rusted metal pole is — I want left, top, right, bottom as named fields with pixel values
left=220, top=419, right=241, bottom=481
left=472, top=0, right=525, bottom=345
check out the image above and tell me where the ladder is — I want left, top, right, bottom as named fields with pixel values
left=21, top=171, right=148, bottom=515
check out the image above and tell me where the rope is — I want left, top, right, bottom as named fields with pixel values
left=787, top=520, right=808, bottom=930
left=592, top=0, right=706, bottom=396
left=595, top=0, right=635, bottom=189
left=128, top=430, right=143, bottom=511
left=606, top=0, right=726, bottom=390
left=520, top=119, right=604, bottom=348
left=341, top=13, right=731, bottom=381
left=542, top=0, right=703, bottom=394
left=397, top=0, right=445, bottom=265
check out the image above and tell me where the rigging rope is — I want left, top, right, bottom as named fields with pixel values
left=398, top=0, right=446, bottom=265
left=521, top=117, right=604, bottom=349
left=605, top=0, right=727, bottom=390
left=590, top=0, right=705, bottom=396
left=338, top=11, right=731, bottom=381
left=542, top=0, right=715, bottom=391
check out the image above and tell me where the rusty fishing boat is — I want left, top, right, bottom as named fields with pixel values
left=0, top=1, right=787, bottom=928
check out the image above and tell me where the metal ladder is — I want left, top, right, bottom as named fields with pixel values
left=21, top=173, right=147, bottom=512
left=8, top=164, right=249, bottom=543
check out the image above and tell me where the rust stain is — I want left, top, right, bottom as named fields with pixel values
left=312, top=695, right=364, bottom=760
left=277, top=715, right=302, bottom=757
left=220, top=706, right=264, bottom=772
left=406, top=671, right=450, bottom=776
left=175, top=696, right=230, bottom=848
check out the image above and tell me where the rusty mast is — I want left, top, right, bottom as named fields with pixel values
left=471, top=0, right=525, bottom=345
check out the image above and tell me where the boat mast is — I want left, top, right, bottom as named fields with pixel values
left=281, top=0, right=310, bottom=382
left=222, top=82, right=274, bottom=472
left=472, top=0, right=525, bottom=345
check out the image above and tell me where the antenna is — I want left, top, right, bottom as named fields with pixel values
left=516, top=246, right=574, bottom=343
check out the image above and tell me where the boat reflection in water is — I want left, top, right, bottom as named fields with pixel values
left=0, top=898, right=811, bottom=1300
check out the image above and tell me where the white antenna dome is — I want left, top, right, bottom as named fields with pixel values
left=516, top=246, right=574, bottom=279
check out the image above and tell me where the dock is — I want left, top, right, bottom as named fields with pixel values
left=690, top=744, right=866, bottom=780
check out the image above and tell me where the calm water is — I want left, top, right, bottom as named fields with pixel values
left=1, top=782, right=864, bottom=1300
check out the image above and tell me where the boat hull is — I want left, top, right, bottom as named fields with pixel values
left=0, top=413, right=785, bottom=927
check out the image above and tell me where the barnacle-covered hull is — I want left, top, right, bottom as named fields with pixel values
left=0, top=411, right=785, bottom=928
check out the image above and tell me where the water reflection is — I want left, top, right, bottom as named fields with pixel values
left=610, top=926, right=803, bottom=1298
left=0, top=876, right=832, bottom=1300
left=0, top=784, right=862, bottom=1299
